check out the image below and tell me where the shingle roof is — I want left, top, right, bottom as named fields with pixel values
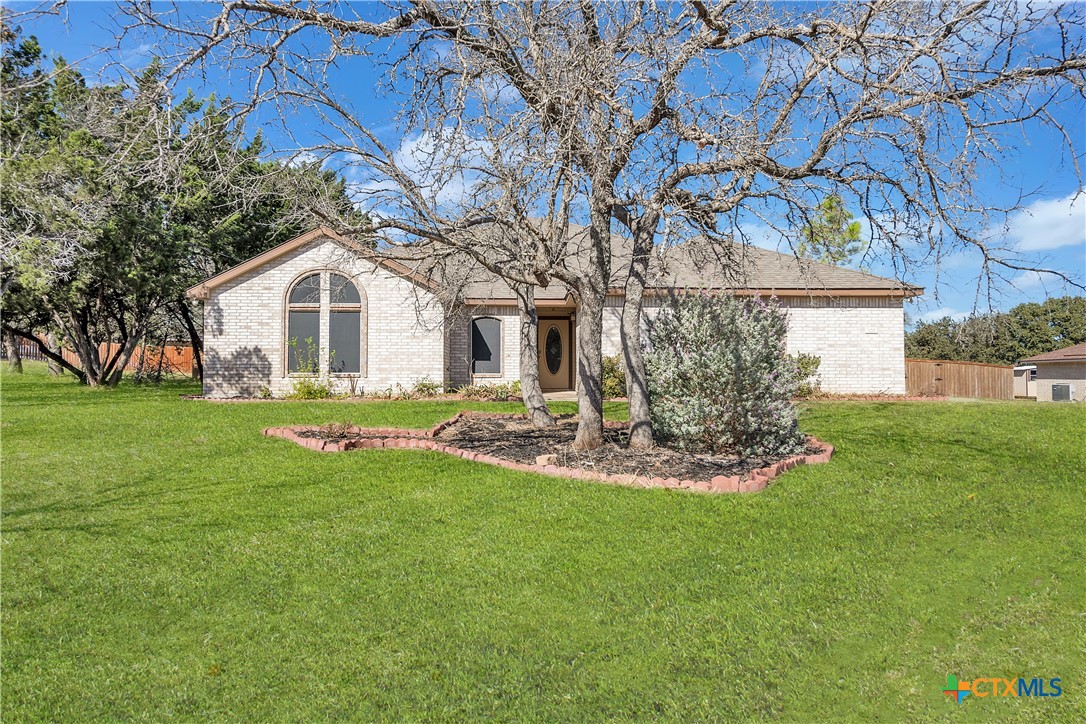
left=1020, top=342, right=1086, bottom=363
left=188, top=225, right=922, bottom=302
left=452, top=224, right=920, bottom=302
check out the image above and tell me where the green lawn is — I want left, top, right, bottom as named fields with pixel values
left=2, top=363, right=1083, bottom=721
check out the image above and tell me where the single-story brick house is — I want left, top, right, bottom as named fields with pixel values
left=1019, top=343, right=1086, bottom=402
left=186, top=226, right=921, bottom=398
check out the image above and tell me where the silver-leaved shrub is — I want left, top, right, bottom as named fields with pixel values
left=645, top=293, right=805, bottom=457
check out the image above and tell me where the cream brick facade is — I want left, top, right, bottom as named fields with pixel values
left=600, top=295, right=906, bottom=394
left=445, top=304, right=522, bottom=387
left=202, top=238, right=445, bottom=397
left=201, top=235, right=907, bottom=397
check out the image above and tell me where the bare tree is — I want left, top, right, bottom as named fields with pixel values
left=128, top=0, right=1085, bottom=448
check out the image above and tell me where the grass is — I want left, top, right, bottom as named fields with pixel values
left=2, top=362, right=1084, bottom=721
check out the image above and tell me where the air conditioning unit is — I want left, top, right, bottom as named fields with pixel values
left=1051, top=383, right=1072, bottom=402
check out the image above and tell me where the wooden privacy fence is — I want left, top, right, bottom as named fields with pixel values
left=11, top=340, right=195, bottom=377
left=905, top=358, right=1014, bottom=399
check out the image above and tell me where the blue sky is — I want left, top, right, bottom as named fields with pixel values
left=14, top=1, right=1086, bottom=324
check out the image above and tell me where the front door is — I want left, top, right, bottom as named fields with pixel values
left=538, top=318, right=572, bottom=391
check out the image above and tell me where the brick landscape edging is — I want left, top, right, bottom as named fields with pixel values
left=263, top=411, right=834, bottom=494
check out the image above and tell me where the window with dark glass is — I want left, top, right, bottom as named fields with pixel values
left=329, top=274, right=361, bottom=373
left=287, top=274, right=321, bottom=372
left=544, top=325, right=562, bottom=374
left=471, top=317, right=501, bottom=374
left=286, top=272, right=366, bottom=375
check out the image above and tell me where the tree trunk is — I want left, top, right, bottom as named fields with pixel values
left=133, top=333, right=149, bottom=384
left=154, top=330, right=168, bottom=382
left=3, top=326, right=86, bottom=381
left=104, top=327, right=147, bottom=386
left=3, top=329, right=23, bottom=373
left=45, top=332, right=64, bottom=375
left=573, top=282, right=607, bottom=450
left=177, top=299, right=203, bottom=381
left=621, top=215, right=658, bottom=449
left=513, top=283, right=556, bottom=427
left=572, top=203, right=612, bottom=451
left=55, top=309, right=103, bottom=385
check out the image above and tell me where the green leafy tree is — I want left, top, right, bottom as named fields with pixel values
left=905, top=296, right=1086, bottom=365
left=797, top=195, right=865, bottom=266
left=1, top=25, right=362, bottom=384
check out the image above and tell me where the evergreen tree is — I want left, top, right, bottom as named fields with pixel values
left=797, top=195, right=865, bottom=266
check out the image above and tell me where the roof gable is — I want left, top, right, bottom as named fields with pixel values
left=185, top=227, right=436, bottom=300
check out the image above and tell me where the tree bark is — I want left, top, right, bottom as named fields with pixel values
left=513, top=283, right=556, bottom=427
left=104, top=325, right=147, bottom=386
left=3, top=326, right=87, bottom=381
left=177, top=299, right=203, bottom=381
left=45, top=332, right=64, bottom=375
left=572, top=203, right=612, bottom=451
left=3, top=329, right=23, bottom=373
left=133, top=333, right=149, bottom=384
left=621, top=213, right=658, bottom=449
left=573, top=282, right=607, bottom=450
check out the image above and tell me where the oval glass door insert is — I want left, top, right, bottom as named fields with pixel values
left=545, top=325, right=562, bottom=375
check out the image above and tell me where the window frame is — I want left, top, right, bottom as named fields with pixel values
left=283, top=270, right=368, bottom=378
left=469, top=316, right=503, bottom=378
left=328, top=273, right=363, bottom=375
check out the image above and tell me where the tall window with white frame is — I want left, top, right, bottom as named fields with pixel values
left=286, top=271, right=366, bottom=376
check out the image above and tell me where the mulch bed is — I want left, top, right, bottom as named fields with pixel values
left=285, top=413, right=825, bottom=486
left=434, top=415, right=818, bottom=481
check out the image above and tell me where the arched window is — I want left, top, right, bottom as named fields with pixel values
left=287, top=274, right=321, bottom=373
left=471, top=317, right=502, bottom=375
left=286, top=272, right=367, bottom=375
left=329, top=274, right=362, bottom=373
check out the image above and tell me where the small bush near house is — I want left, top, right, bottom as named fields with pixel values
left=645, top=293, right=805, bottom=457
left=457, top=380, right=521, bottom=401
left=285, top=377, right=336, bottom=400
left=601, top=355, right=627, bottom=399
left=412, top=377, right=443, bottom=398
left=790, top=353, right=822, bottom=399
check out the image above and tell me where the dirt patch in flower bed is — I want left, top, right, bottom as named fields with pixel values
left=265, top=412, right=834, bottom=494
left=435, top=415, right=818, bottom=482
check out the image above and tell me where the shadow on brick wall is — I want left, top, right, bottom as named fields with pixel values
left=204, top=346, right=272, bottom=397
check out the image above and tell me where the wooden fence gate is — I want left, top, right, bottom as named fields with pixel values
left=905, top=358, right=1014, bottom=399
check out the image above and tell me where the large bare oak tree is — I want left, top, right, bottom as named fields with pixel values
left=128, top=0, right=1084, bottom=447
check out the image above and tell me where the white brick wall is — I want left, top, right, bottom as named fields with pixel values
left=203, top=238, right=445, bottom=397
left=780, top=296, right=905, bottom=394
left=204, top=238, right=906, bottom=396
left=601, top=295, right=906, bottom=394
left=445, top=304, right=521, bottom=386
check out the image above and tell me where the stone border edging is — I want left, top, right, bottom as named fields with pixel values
left=262, top=411, right=833, bottom=494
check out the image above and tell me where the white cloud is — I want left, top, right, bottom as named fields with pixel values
left=918, top=306, right=969, bottom=323
left=732, top=222, right=791, bottom=252
left=1002, top=191, right=1085, bottom=252
left=1010, top=269, right=1072, bottom=293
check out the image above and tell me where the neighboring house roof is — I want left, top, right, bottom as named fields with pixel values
left=187, top=226, right=923, bottom=303
left=1020, top=343, right=1086, bottom=363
